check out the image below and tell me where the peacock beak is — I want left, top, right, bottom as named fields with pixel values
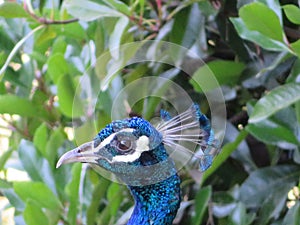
left=56, top=141, right=100, bottom=168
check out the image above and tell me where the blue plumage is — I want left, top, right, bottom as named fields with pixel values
left=56, top=103, right=218, bottom=225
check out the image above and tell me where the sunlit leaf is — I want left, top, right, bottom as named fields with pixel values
left=64, top=0, right=122, bottom=21
left=33, top=123, right=49, bottom=156
left=191, top=60, right=245, bottom=92
left=283, top=4, right=300, bottom=25
left=0, top=94, right=50, bottom=119
left=230, top=18, right=289, bottom=52
left=18, top=140, right=57, bottom=193
left=249, top=83, right=300, bottom=123
left=0, top=2, right=29, bottom=18
left=14, top=181, right=62, bottom=210
left=24, top=200, right=49, bottom=225
left=57, top=74, right=84, bottom=118
left=47, top=53, right=69, bottom=84
left=109, top=16, right=129, bottom=59
left=102, top=0, right=130, bottom=16
left=239, top=2, right=284, bottom=41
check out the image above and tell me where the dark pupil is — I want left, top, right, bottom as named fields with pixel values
left=117, top=139, right=132, bottom=151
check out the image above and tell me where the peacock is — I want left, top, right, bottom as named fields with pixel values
left=56, top=103, right=219, bottom=225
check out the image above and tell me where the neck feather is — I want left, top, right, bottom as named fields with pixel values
left=127, top=174, right=181, bottom=225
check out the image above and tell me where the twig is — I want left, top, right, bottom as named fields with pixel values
left=24, top=1, right=79, bottom=25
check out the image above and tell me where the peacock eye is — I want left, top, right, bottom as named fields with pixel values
left=116, top=139, right=133, bottom=152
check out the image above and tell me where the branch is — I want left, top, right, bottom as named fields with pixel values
left=24, top=1, right=79, bottom=25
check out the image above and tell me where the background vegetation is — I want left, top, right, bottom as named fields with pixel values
left=0, top=0, right=300, bottom=224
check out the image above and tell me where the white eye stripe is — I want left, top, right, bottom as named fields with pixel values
left=112, top=135, right=150, bottom=163
left=95, top=128, right=135, bottom=150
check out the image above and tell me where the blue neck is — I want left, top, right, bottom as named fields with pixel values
left=127, top=174, right=181, bottom=225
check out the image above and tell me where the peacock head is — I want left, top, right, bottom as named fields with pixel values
left=56, top=104, right=218, bottom=186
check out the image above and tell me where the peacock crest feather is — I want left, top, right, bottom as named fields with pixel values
left=57, top=103, right=219, bottom=225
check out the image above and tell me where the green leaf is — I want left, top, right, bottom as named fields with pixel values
left=14, top=181, right=62, bottom=210
left=64, top=0, right=122, bottom=21
left=18, top=140, right=57, bottom=193
left=86, top=177, right=111, bottom=225
left=230, top=18, right=289, bottom=52
left=35, top=26, right=57, bottom=46
left=283, top=4, right=300, bottom=25
left=109, top=16, right=129, bottom=59
left=102, top=0, right=130, bottom=16
left=65, top=163, right=82, bottom=225
left=229, top=202, right=247, bottom=225
left=0, top=94, right=50, bottom=119
left=52, top=37, right=67, bottom=54
left=291, top=39, right=300, bottom=58
left=0, top=25, right=44, bottom=80
left=246, top=118, right=299, bottom=147
left=191, top=60, right=245, bottom=92
left=0, top=2, right=29, bottom=18
left=240, top=165, right=300, bottom=207
left=24, top=200, right=49, bottom=225
left=192, top=186, right=211, bottom=225
left=57, top=74, right=84, bottom=118
left=239, top=2, right=284, bottom=41
left=107, top=183, right=122, bottom=217
left=202, top=129, right=248, bottom=183
left=45, top=128, right=66, bottom=166
left=0, top=148, right=13, bottom=171
left=1, top=188, right=25, bottom=211
left=170, top=4, right=200, bottom=48
left=33, top=123, right=49, bottom=156
left=249, top=83, right=300, bottom=123
left=283, top=202, right=300, bottom=225
left=47, top=53, right=69, bottom=84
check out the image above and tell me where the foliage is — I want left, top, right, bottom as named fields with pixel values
left=0, top=0, right=299, bottom=225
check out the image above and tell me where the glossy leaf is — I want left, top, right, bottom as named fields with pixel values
left=240, top=165, right=300, bottom=208
left=23, top=200, right=49, bottom=225
left=249, top=83, right=300, bottom=123
left=57, top=74, right=84, bottom=118
left=109, top=16, right=129, bottom=59
left=191, top=60, right=245, bottom=92
left=18, top=140, right=57, bottom=194
left=0, top=94, right=48, bottom=118
left=65, top=0, right=122, bottom=21
left=0, top=25, right=44, bottom=80
left=33, top=123, right=49, bottom=156
left=283, top=202, right=300, bottom=225
left=230, top=18, right=289, bottom=52
left=47, top=53, right=69, bottom=84
left=283, top=4, right=300, bottom=25
left=0, top=2, right=29, bottom=18
left=0, top=148, right=13, bottom=171
left=246, top=118, right=298, bottom=147
left=170, top=4, right=202, bottom=48
left=291, top=39, right=300, bottom=58
left=14, top=181, right=62, bottom=210
left=102, top=0, right=130, bottom=16
left=239, top=2, right=284, bottom=41
left=45, top=128, right=66, bottom=166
